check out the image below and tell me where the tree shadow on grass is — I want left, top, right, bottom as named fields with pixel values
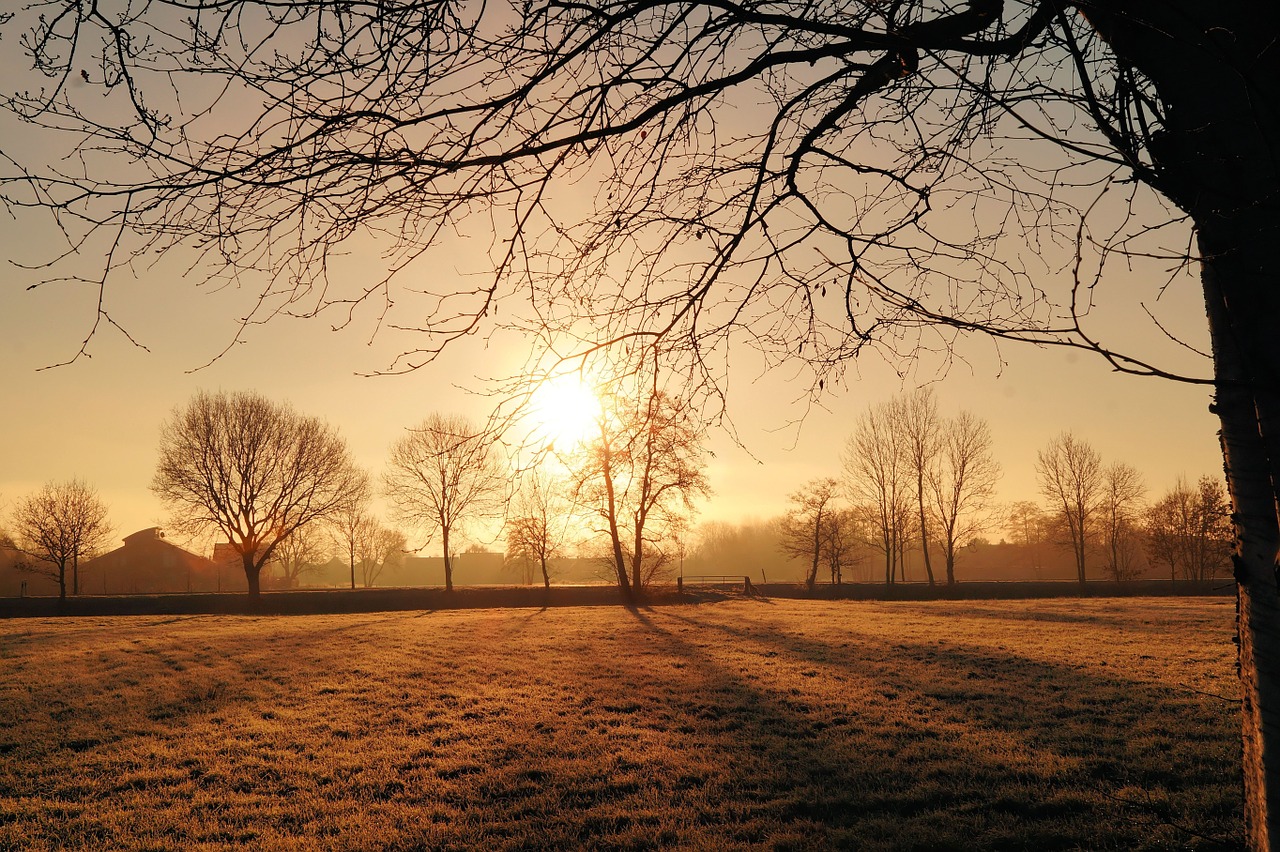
left=649, top=607, right=1241, bottom=850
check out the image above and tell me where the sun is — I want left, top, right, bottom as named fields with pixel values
left=529, top=374, right=602, bottom=449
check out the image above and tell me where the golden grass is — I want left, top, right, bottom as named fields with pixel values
left=0, top=598, right=1240, bottom=850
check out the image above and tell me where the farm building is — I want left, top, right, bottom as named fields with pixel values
left=80, top=527, right=223, bottom=594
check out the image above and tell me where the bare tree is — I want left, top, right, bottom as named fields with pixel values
left=11, top=479, right=112, bottom=600
left=10, top=1, right=1280, bottom=840
left=1146, top=476, right=1232, bottom=583
left=819, top=508, right=863, bottom=587
left=384, top=414, right=505, bottom=592
left=152, top=391, right=368, bottom=596
left=1100, top=462, right=1147, bottom=582
left=844, top=401, right=911, bottom=585
left=270, top=527, right=330, bottom=589
left=778, top=478, right=841, bottom=591
left=506, top=470, right=569, bottom=589
left=928, top=410, right=1001, bottom=585
left=359, top=526, right=407, bottom=588
left=328, top=473, right=375, bottom=590
left=571, top=384, right=710, bottom=595
left=897, top=389, right=942, bottom=586
left=153, top=390, right=366, bottom=598
left=1036, top=433, right=1103, bottom=585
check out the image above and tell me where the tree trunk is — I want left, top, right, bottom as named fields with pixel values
left=807, top=509, right=823, bottom=591
left=631, top=515, right=644, bottom=592
left=1201, top=219, right=1280, bottom=851
left=540, top=555, right=550, bottom=589
left=242, top=552, right=261, bottom=598
left=598, top=435, right=631, bottom=595
left=442, top=525, right=453, bottom=592
left=1096, top=2, right=1280, bottom=840
left=917, top=474, right=935, bottom=585
left=1068, top=516, right=1087, bottom=585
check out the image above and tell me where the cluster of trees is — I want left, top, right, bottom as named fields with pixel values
left=771, top=391, right=1229, bottom=589
left=2, top=375, right=712, bottom=600
left=274, top=371, right=709, bottom=598
left=1033, top=434, right=1231, bottom=584
left=5, top=387, right=1230, bottom=599
left=780, top=389, right=1001, bottom=589
left=4, top=480, right=114, bottom=600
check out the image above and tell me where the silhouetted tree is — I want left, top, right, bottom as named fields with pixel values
left=1145, top=476, right=1232, bottom=583
left=328, top=473, right=375, bottom=590
left=928, top=410, right=1001, bottom=585
left=11, top=479, right=112, bottom=600
left=506, top=470, right=568, bottom=589
left=9, top=2, right=1280, bottom=841
left=819, top=508, right=862, bottom=587
left=897, top=389, right=942, bottom=586
left=153, top=390, right=365, bottom=598
left=270, top=526, right=331, bottom=589
left=1100, top=462, right=1147, bottom=582
left=359, top=526, right=406, bottom=588
left=1036, top=433, right=1102, bottom=585
left=572, top=385, right=710, bottom=595
left=844, top=402, right=911, bottom=585
left=778, top=478, right=841, bottom=592
left=384, top=414, right=504, bottom=592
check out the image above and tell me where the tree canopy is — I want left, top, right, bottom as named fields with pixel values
left=152, top=389, right=366, bottom=597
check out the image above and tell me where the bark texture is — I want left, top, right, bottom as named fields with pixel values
left=1091, top=1, right=1280, bottom=845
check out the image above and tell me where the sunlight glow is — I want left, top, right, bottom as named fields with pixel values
left=529, top=374, right=602, bottom=449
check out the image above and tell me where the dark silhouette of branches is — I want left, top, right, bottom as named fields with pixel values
left=384, top=412, right=505, bottom=592
left=152, top=389, right=366, bottom=598
left=11, top=479, right=113, bottom=601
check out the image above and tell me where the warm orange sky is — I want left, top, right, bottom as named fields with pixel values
left=0, top=241, right=1223, bottom=555
left=0, top=4, right=1227, bottom=556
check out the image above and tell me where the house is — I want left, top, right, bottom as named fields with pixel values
left=80, top=527, right=223, bottom=594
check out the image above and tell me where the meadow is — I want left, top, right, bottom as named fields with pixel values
left=0, top=597, right=1241, bottom=850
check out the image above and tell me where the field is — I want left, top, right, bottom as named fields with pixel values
left=0, top=597, right=1241, bottom=850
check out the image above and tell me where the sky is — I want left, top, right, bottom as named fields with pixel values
left=0, top=248, right=1222, bottom=555
left=0, top=4, right=1227, bottom=557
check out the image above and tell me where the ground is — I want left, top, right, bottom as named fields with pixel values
left=0, top=597, right=1242, bottom=850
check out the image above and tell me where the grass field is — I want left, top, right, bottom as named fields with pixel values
left=0, top=597, right=1241, bottom=850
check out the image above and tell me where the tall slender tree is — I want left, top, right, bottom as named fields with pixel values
left=506, top=470, right=569, bottom=590
left=844, top=401, right=911, bottom=585
left=1100, top=462, right=1147, bottom=582
left=571, top=385, right=710, bottom=595
left=329, top=473, right=375, bottom=590
left=928, top=410, right=1001, bottom=585
left=897, top=389, right=942, bottom=586
left=1036, top=433, right=1103, bottom=585
left=384, top=414, right=505, bottom=592
left=778, top=478, right=841, bottom=591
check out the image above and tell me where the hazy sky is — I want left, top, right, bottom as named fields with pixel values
left=0, top=5, right=1226, bottom=556
left=0, top=246, right=1222, bottom=554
